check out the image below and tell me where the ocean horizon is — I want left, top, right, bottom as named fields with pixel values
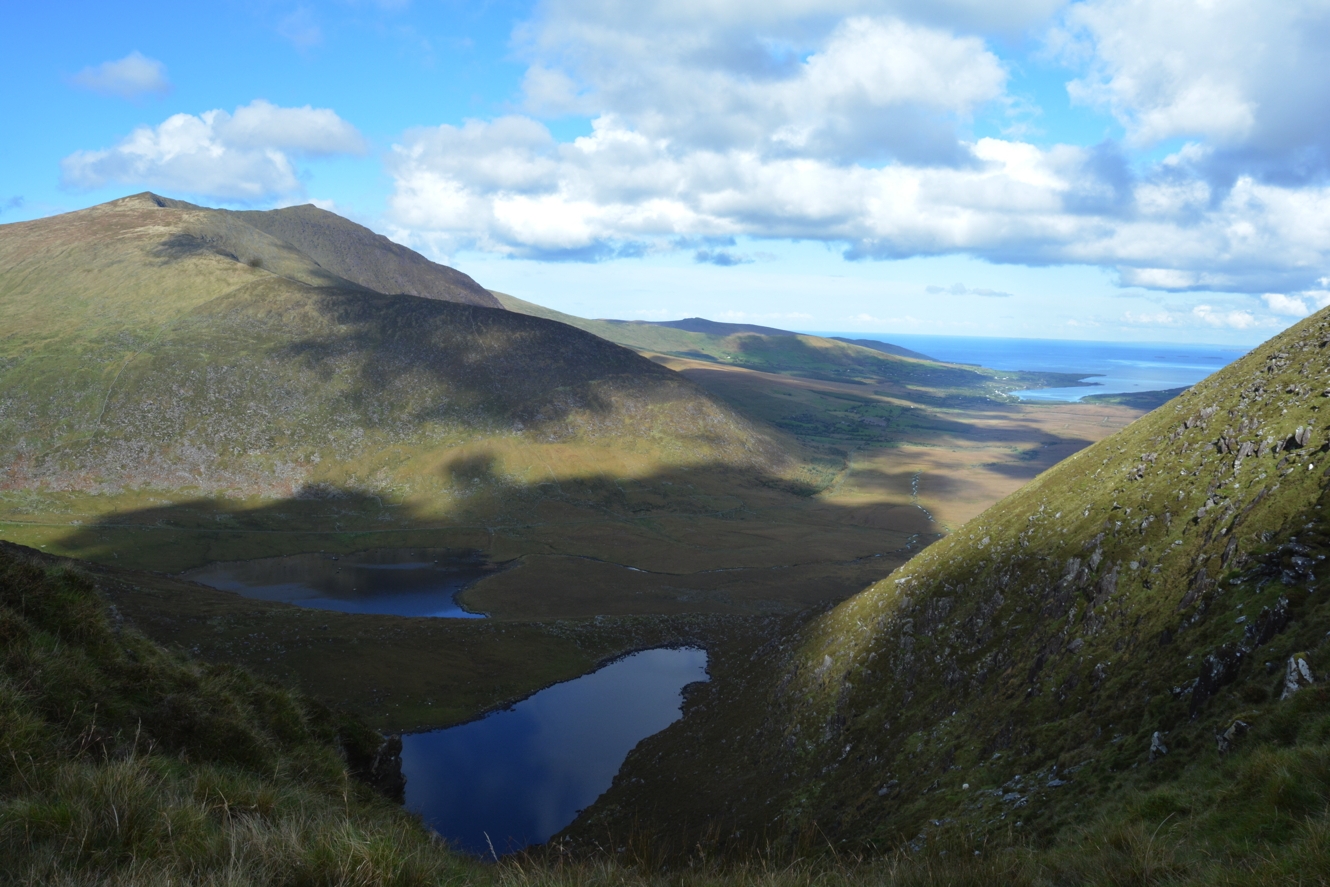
left=804, top=332, right=1250, bottom=403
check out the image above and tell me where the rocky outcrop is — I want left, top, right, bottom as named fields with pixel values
left=1281, top=653, right=1315, bottom=700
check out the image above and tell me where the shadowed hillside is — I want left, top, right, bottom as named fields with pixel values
left=0, top=194, right=804, bottom=547
left=229, top=201, right=501, bottom=308
left=568, top=308, right=1330, bottom=874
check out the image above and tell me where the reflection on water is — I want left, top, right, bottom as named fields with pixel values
left=182, top=548, right=490, bottom=618
left=403, top=647, right=709, bottom=856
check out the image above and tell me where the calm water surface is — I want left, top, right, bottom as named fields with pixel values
left=182, top=548, right=489, bottom=618
left=403, top=647, right=709, bottom=856
left=809, top=333, right=1245, bottom=402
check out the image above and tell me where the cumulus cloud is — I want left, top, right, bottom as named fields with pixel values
left=519, top=8, right=1007, bottom=165
left=1262, top=293, right=1311, bottom=317
left=62, top=101, right=366, bottom=201
left=220, top=100, right=366, bottom=155
left=389, top=115, right=1330, bottom=292
left=383, top=0, right=1330, bottom=300
left=1124, top=303, right=1291, bottom=330
left=1057, top=0, right=1330, bottom=183
left=70, top=51, right=170, bottom=99
left=1192, top=304, right=1262, bottom=330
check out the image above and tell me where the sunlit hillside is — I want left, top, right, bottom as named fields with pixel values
left=0, top=194, right=821, bottom=575
left=568, top=304, right=1330, bottom=881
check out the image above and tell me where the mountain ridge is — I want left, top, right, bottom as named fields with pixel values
left=0, top=194, right=801, bottom=545
left=568, top=305, right=1330, bottom=865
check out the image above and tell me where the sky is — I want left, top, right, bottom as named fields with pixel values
left=4, top=0, right=1330, bottom=345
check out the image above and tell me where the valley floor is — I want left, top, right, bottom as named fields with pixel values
left=0, top=357, right=1147, bottom=735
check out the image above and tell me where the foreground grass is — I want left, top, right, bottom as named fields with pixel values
left=5, top=539, right=1330, bottom=884
left=0, top=544, right=479, bottom=885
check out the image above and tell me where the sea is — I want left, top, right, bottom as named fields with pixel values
left=810, top=333, right=1249, bottom=403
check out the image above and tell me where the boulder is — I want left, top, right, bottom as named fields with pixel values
left=1216, top=719, right=1250, bottom=755
left=1149, top=731, right=1169, bottom=761
left=1281, top=653, right=1315, bottom=700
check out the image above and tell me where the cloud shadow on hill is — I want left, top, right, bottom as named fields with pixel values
left=49, top=456, right=940, bottom=619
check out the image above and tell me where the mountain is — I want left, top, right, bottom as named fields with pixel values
left=570, top=308, right=1330, bottom=873
left=0, top=194, right=800, bottom=566
left=830, top=336, right=935, bottom=361
left=492, top=291, right=1083, bottom=395
left=228, top=201, right=501, bottom=308
left=649, top=317, right=799, bottom=337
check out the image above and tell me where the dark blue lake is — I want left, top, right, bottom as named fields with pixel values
left=809, top=333, right=1245, bottom=402
left=182, top=548, right=489, bottom=618
left=403, top=647, right=709, bottom=856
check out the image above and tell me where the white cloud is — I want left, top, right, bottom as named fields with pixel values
left=220, top=100, right=366, bottom=155
left=1057, top=0, right=1330, bottom=179
left=1262, top=293, right=1310, bottom=317
left=380, top=1, right=1330, bottom=302
left=389, top=116, right=1330, bottom=290
left=70, top=51, right=170, bottom=100
left=62, top=100, right=365, bottom=201
left=1192, top=304, right=1262, bottom=330
left=518, top=7, right=1008, bottom=165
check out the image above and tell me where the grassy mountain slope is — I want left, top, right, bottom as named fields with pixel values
left=652, top=318, right=798, bottom=336
left=829, top=336, right=934, bottom=361
left=229, top=202, right=502, bottom=308
left=571, top=308, right=1330, bottom=872
left=492, top=292, right=1084, bottom=396
left=0, top=195, right=806, bottom=555
left=0, top=541, right=479, bottom=886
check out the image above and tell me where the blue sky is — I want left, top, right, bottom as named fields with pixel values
left=5, top=1, right=1330, bottom=345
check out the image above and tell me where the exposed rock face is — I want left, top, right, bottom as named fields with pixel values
left=1282, top=653, right=1315, bottom=700
left=1149, top=731, right=1169, bottom=761
left=1245, top=598, right=1292, bottom=648
left=1216, top=719, right=1250, bottom=755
